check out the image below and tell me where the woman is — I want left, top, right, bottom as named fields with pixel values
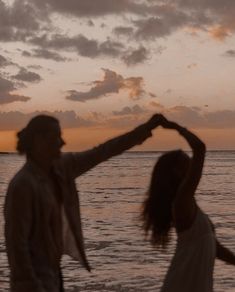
left=142, top=117, right=235, bottom=292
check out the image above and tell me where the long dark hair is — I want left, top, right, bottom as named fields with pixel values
left=142, top=150, right=190, bottom=248
left=16, top=115, right=59, bottom=155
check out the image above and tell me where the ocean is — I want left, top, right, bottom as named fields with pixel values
left=0, top=151, right=234, bottom=291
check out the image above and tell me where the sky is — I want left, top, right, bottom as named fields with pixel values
left=1, top=0, right=235, bottom=151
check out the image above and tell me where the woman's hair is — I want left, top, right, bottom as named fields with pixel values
left=16, top=115, right=59, bottom=155
left=142, top=150, right=190, bottom=248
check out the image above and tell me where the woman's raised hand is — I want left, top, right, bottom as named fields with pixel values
left=160, top=116, right=181, bottom=130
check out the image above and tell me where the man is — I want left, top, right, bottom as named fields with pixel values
left=4, top=113, right=163, bottom=292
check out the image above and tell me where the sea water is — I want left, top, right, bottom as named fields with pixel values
left=0, top=151, right=234, bottom=291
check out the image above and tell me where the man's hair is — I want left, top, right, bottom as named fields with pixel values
left=16, top=115, right=59, bottom=155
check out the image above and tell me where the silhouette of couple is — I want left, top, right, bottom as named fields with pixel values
left=4, top=114, right=235, bottom=292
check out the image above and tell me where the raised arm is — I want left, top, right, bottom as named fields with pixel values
left=161, top=118, right=206, bottom=230
left=63, top=113, right=164, bottom=178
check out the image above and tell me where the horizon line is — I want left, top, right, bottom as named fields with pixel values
left=1, top=149, right=235, bottom=155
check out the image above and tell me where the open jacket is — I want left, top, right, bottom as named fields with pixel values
left=4, top=124, right=152, bottom=292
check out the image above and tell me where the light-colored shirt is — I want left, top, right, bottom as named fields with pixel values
left=161, top=208, right=216, bottom=292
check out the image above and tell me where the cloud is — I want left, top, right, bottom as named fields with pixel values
left=209, top=25, right=231, bottom=41
left=22, top=48, right=68, bottom=62
left=134, top=10, right=189, bottom=40
left=98, top=39, right=124, bottom=58
left=105, top=105, right=205, bottom=130
left=0, top=106, right=235, bottom=132
left=90, top=111, right=105, bottom=121
left=205, top=110, right=235, bottom=128
left=1, top=0, right=235, bottom=48
left=112, top=104, right=146, bottom=116
left=0, top=93, right=30, bottom=105
left=149, top=101, right=165, bottom=109
left=113, top=26, right=134, bottom=36
left=122, top=46, right=149, bottom=66
left=0, top=68, right=37, bottom=103
left=130, top=1, right=235, bottom=41
left=174, top=0, right=235, bottom=40
left=187, top=63, right=197, bottom=69
left=10, top=0, right=44, bottom=31
left=0, top=54, right=12, bottom=67
left=29, top=33, right=152, bottom=65
left=66, top=69, right=147, bottom=102
left=0, top=110, right=94, bottom=131
left=0, top=0, right=48, bottom=42
left=149, top=92, right=157, bottom=98
left=224, top=49, right=235, bottom=57
left=2, top=0, right=235, bottom=67
left=0, top=76, right=14, bottom=92
left=165, top=89, right=172, bottom=95
left=166, top=105, right=205, bottom=127
left=0, top=1, right=19, bottom=42
left=1, top=0, right=235, bottom=71
left=48, top=110, right=94, bottom=128
left=87, top=20, right=94, bottom=27
left=124, top=76, right=146, bottom=99
left=27, top=64, right=43, bottom=70
left=30, top=33, right=125, bottom=59
left=0, top=76, right=30, bottom=104
left=165, top=106, right=235, bottom=129
left=29, top=0, right=235, bottom=37
left=28, top=0, right=149, bottom=17
left=12, top=68, right=42, bottom=83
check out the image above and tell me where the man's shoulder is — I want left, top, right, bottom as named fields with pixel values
left=8, top=164, right=34, bottom=190
left=54, top=152, right=77, bottom=171
left=54, top=152, right=85, bottom=178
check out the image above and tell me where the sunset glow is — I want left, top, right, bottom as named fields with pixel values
left=1, top=0, right=235, bottom=151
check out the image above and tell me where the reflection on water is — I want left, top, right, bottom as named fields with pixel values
left=0, top=151, right=234, bottom=291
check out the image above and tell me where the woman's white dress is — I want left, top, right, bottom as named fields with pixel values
left=161, top=208, right=216, bottom=292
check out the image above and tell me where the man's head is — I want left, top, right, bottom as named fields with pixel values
left=17, top=115, right=65, bottom=161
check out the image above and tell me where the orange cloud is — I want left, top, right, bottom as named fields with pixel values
left=124, top=77, right=145, bottom=100
left=209, top=25, right=231, bottom=41
left=149, top=101, right=165, bottom=109
left=66, top=69, right=148, bottom=102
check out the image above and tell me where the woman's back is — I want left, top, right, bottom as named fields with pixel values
left=161, top=207, right=216, bottom=292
